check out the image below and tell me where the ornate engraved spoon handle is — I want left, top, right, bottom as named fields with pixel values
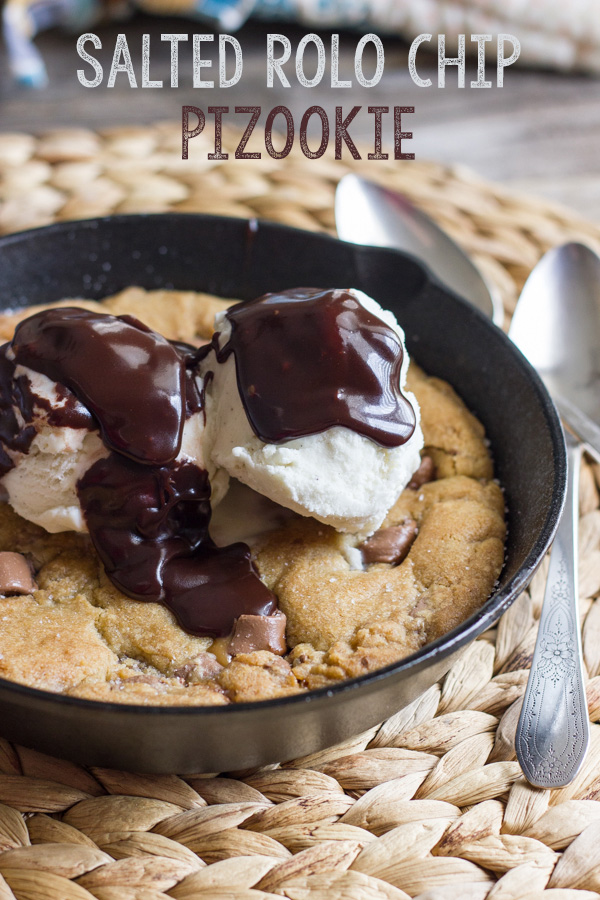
left=515, top=430, right=589, bottom=788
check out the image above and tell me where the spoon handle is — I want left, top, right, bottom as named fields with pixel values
left=515, top=431, right=589, bottom=788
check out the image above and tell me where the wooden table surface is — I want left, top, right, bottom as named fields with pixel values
left=1, top=16, right=599, bottom=223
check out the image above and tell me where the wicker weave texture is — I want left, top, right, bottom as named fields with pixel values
left=1, top=123, right=600, bottom=328
left=1, top=124, right=600, bottom=899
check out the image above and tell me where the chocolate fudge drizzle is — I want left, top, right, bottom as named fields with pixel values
left=11, top=309, right=185, bottom=465
left=209, top=288, right=416, bottom=447
left=1, top=308, right=276, bottom=637
left=0, top=351, right=36, bottom=476
left=0, top=345, right=93, bottom=476
left=77, top=455, right=276, bottom=636
left=0, top=290, right=415, bottom=637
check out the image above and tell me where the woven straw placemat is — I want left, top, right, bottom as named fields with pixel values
left=1, top=124, right=600, bottom=900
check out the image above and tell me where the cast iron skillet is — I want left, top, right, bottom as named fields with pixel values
left=0, top=214, right=565, bottom=773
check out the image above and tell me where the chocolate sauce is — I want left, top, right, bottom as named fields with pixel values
left=0, top=345, right=94, bottom=476
left=170, top=340, right=204, bottom=419
left=77, top=455, right=276, bottom=636
left=11, top=309, right=185, bottom=465
left=0, top=348, right=36, bottom=476
left=214, top=288, right=416, bottom=447
left=0, top=307, right=276, bottom=637
left=0, top=291, right=415, bottom=639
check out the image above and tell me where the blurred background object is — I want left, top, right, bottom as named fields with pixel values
left=1, top=1, right=600, bottom=224
left=4, top=0, right=600, bottom=88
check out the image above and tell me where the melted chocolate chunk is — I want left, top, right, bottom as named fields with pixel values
left=0, top=551, right=37, bottom=595
left=229, top=611, right=287, bottom=657
left=360, top=520, right=418, bottom=566
left=212, top=288, right=416, bottom=447
left=77, top=455, right=276, bottom=636
left=11, top=309, right=185, bottom=465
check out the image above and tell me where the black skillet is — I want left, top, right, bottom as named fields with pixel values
left=0, top=215, right=565, bottom=773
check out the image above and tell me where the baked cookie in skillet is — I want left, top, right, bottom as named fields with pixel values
left=0, top=289, right=505, bottom=705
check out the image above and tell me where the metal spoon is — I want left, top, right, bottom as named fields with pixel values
left=509, top=242, right=600, bottom=787
left=335, top=174, right=504, bottom=326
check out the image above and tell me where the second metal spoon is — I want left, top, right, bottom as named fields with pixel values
left=509, top=242, right=600, bottom=787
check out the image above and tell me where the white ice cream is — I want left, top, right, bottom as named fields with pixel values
left=0, top=363, right=227, bottom=534
left=200, top=289, right=424, bottom=538
left=209, top=477, right=296, bottom=547
left=2, top=290, right=422, bottom=541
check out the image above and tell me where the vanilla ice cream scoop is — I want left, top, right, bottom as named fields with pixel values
left=0, top=326, right=227, bottom=534
left=199, top=288, right=424, bottom=537
left=0, top=354, right=102, bottom=531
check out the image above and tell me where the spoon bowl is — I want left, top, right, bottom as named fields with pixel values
left=509, top=243, right=600, bottom=459
left=335, top=174, right=504, bottom=325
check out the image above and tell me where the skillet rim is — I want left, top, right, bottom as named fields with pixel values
left=0, top=213, right=567, bottom=718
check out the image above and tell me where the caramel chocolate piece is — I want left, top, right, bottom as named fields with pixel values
left=0, top=552, right=37, bottom=595
left=360, top=520, right=418, bottom=566
left=174, top=653, right=224, bottom=684
left=408, top=455, right=436, bottom=490
left=229, top=611, right=287, bottom=657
